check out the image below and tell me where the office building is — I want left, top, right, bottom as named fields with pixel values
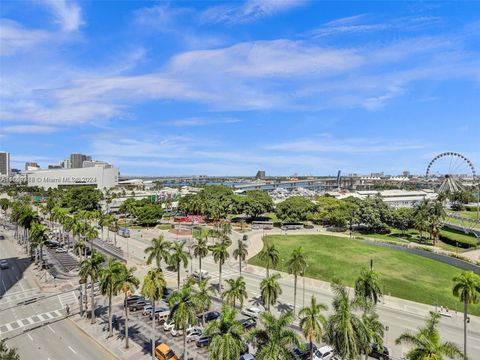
left=25, top=162, right=40, bottom=171
left=70, top=153, right=92, bottom=168
left=82, top=160, right=112, bottom=169
left=0, top=151, right=11, bottom=176
left=255, top=170, right=266, bottom=180
left=61, top=158, right=71, bottom=169
left=27, top=166, right=119, bottom=189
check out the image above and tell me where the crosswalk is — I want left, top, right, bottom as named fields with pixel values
left=0, top=309, right=64, bottom=335
left=57, top=290, right=78, bottom=308
left=0, top=289, right=40, bottom=305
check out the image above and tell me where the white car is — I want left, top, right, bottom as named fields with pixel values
left=163, top=319, right=175, bottom=332
left=185, top=327, right=203, bottom=342
left=313, top=345, right=335, bottom=360
left=142, top=305, right=153, bottom=316
left=241, top=307, right=263, bottom=318
left=55, top=247, right=67, bottom=253
left=192, top=270, right=210, bottom=280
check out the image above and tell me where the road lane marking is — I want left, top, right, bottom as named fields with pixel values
left=68, top=346, right=77, bottom=354
left=27, top=333, right=33, bottom=341
left=47, top=324, right=55, bottom=333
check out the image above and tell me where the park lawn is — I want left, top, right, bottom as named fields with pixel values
left=446, top=216, right=480, bottom=230
left=248, top=234, right=480, bottom=316
left=439, top=227, right=479, bottom=248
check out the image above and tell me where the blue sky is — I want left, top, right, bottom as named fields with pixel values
left=1, top=0, right=479, bottom=176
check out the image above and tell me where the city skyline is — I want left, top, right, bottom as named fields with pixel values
left=1, top=1, right=480, bottom=175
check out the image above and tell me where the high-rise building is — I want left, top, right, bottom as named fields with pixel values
left=25, top=162, right=40, bottom=171
left=70, top=153, right=91, bottom=168
left=255, top=170, right=266, bottom=180
left=82, top=160, right=112, bottom=168
left=61, top=158, right=71, bottom=169
left=0, top=151, right=11, bottom=176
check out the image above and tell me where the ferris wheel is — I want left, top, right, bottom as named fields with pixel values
left=425, top=152, right=476, bottom=194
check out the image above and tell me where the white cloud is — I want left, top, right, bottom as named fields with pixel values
left=0, top=19, right=50, bottom=56
left=265, top=136, right=425, bottom=153
left=169, top=118, right=240, bottom=126
left=201, top=0, right=305, bottom=24
left=42, top=0, right=83, bottom=32
left=2, top=125, right=59, bottom=134
left=309, top=14, right=442, bottom=38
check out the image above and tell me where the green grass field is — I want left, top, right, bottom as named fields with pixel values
left=248, top=234, right=480, bottom=315
left=446, top=216, right=480, bottom=230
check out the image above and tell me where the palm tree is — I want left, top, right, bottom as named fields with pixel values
left=223, top=276, right=248, bottom=308
left=204, top=305, right=245, bottom=360
left=211, top=242, right=229, bottom=293
left=118, top=264, right=140, bottom=349
left=99, top=258, right=123, bottom=337
left=168, top=240, right=189, bottom=289
left=30, top=222, right=48, bottom=264
left=286, top=246, right=306, bottom=315
left=259, top=243, right=279, bottom=278
left=168, top=284, right=198, bottom=360
left=74, top=239, right=85, bottom=260
left=192, top=234, right=209, bottom=280
left=452, top=271, right=480, bottom=359
left=354, top=268, right=383, bottom=305
left=260, top=273, right=282, bottom=311
left=141, top=269, right=166, bottom=360
left=144, top=235, right=171, bottom=270
left=361, top=308, right=385, bottom=360
left=192, top=279, right=214, bottom=326
left=252, top=311, right=301, bottom=360
left=299, top=296, right=327, bottom=360
left=79, top=250, right=105, bottom=324
left=325, top=281, right=367, bottom=360
left=396, top=311, right=463, bottom=360
left=233, top=240, right=248, bottom=276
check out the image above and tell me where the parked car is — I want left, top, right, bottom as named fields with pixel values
left=163, top=320, right=175, bottom=332
left=148, top=307, right=169, bottom=320
left=154, top=343, right=178, bottom=360
left=203, top=311, right=220, bottom=323
left=129, top=300, right=150, bottom=312
left=162, top=288, right=173, bottom=300
left=242, top=235, right=248, bottom=241
left=192, top=269, right=210, bottom=280
left=293, top=343, right=317, bottom=359
left=239, top=355, right=254, bottom=360
left=124, top=295, right=143, bottom=307
left=196, top=335, right=211, bottom=348
left=313, top=345, right=335, bottom=360
left=241, top=307, right=263, bottom=318
left=0, top=259, right=8, bottom=269
left=240, top=317, right=257, bottom=329
left=369, top=344, right=390, bottom=360
left=185, top=327, right=203, bottom=342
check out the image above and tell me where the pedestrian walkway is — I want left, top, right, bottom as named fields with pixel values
left=0, top=288, right=40, bottom=304
left=0, top=309, right=64, bottom=335
left=58, top=290, right=79, bottom=308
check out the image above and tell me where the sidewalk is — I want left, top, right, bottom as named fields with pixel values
left=70, top=314, right=149, bottom=360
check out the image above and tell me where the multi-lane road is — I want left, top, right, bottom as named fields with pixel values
left=0, top=229, right=114, bottom=360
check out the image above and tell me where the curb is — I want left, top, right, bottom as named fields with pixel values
left=68, top=316, right=122, bottom=360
